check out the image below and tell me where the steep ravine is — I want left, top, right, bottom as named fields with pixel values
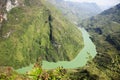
left=16, top=27, right=97, bottom=74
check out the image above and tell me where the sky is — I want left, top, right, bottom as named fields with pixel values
left=65, top=0, right=120, bottom=10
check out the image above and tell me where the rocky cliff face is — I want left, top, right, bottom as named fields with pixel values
left=0, top=0, right=7, bottom=13
left=0, top=0, right=83, bottom=68
left=0, top=0, right=18, bottom=21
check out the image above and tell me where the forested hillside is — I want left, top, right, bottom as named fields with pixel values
left=80, top=3, right=120, bottom=79
left=0, top=0, right=83, bottom=68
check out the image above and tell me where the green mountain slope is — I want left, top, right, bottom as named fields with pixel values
left=0, top=0, right=83, bottom=68
left=81, top=3, right=120, bottom=79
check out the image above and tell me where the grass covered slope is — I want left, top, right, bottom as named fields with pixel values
left=80, top=3, right=120, bottom=79
left=0, top=0, right=83, bottom=68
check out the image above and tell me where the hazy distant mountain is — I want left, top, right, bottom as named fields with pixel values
left=48, top=0, right=102, bottom=23
left=81, top=3, right=120, bottom=79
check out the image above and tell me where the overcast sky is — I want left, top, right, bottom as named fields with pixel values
left=65, top=0, right=120, bottom=10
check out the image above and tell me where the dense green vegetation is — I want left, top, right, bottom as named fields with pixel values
left=0, top=0, right=83, bottom=68
left=80, top=3, right=120, bottom=79
left=0, top=59, right=100, bottom=80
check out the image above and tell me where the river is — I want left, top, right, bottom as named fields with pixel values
left=16, top=27, right=97, bottom=74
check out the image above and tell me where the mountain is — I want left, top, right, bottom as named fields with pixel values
left=48, top=0, right=101, bottom=23
left=0, top=0, right=83, bottom=68
left=80, top=3, right=120, bottom=79
left=0, top=0, right=120, bottom=80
